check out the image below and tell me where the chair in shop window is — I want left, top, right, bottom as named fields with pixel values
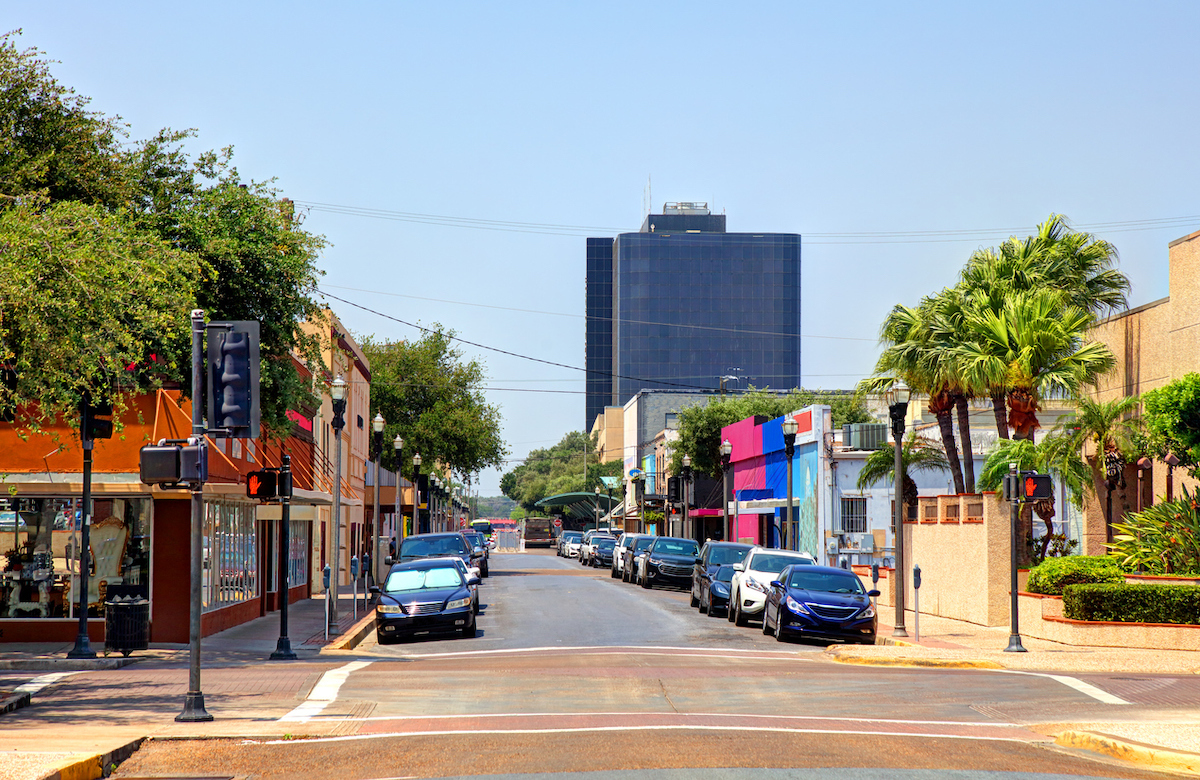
left=67, top=515, right=129, bottom=613
left=7, top=549, right=54, bottom=618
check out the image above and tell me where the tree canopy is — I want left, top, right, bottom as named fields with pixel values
left=500, top=431, right=623, bottom=513
left=361, top=327, right=507, bottom=479
left=1140, top=374, right=1200, bottom=479
left=0, top=32, right=326, bottom=439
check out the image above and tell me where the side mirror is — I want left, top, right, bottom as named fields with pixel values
left=732, top=563, right=745, bottom=572
left=384, top=556, right=394, bottom=566
left=868, top=589, right=881, bottom=598
left=467, top=576, right=481, bottom=586
left=369, top=586, right=381, bottom=596
left=473, top=546, right=484, bottom=556
left=694, top=557, right=702, bottom=565
left=770, top=580, right=783, bottom=590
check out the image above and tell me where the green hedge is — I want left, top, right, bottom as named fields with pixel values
left=1063, top=583, right=1200, bottom=624
left=1026, top=556, right=1125, bottom=596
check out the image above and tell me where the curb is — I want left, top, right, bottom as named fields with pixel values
left=824, top=647, right=1003, bottom=670
left=0, top=657, right=140, bottom=672
left=0, top=690, right=31, bottom=716
left=1056, top=730, right=1200, bottom=775
left=38, top=737, right=145, bottom=780
left=322, top=613, right=376, bottom=652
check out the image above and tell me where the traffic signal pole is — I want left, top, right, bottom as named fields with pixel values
left=270, top=455, right=297, bottom=660
left=178, top=309, right=213, bottom=720
left=66, top=432, right=95, bottom=658
left=1005, top=462, right=1027, bottom=653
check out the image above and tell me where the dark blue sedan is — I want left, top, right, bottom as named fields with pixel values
left=762, top=564, right=879, bottom=645
left=372, top=559, right=480, bottom=644
left=701, top=564, right=738, bottom=617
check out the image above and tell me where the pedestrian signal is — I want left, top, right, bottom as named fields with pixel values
left=1021, top=471, right=1053, bottom=501
left=247, top=469, right=278, bottom=500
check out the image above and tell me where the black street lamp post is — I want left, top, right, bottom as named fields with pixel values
left=720, top=439, right=733, bottom=543
left=412, top=453, right=422, bottom=534
left=270, top=455, right=297, bottom=660
left=680, top=454, right=692, bottom=542
left=594, top=485, right=601, bottom=529
left=887, top=380, right=911, bottom=638
left=781, top=417, right=798, bottom=551
left=371, top=414, right=385, bottom=587
left=328, top=374, right=347, bottom=635
left=392, top=435, right=404, bottom=557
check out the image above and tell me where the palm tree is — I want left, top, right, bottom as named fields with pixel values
left=922, top=287, right=978, bottom=492
left=857, top=433, right=951, bottom=519
left=1065, top=395, right=1141, bottom=543
left=866, top=301, right=967, bottom=494
left=978, top=432, right=1092, bottom=563
left=951, top=288, right=1116, bottom=441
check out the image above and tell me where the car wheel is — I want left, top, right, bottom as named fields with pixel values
left=708, top=601, right=722, bottom=617
left=734, top=598, right=749, bottom=627
left=775, top=612, right=788, bottom=643
left=762, top=605, right=773, bottom=635
left=690, top=588, right=700, bottom=608
left=463, top=619, right=477, bottom=638
left=481, top=560, right=489, bottom=578
left=699, top=591, right=708, bottom=614
left=727, top=590, right=737, bottom=622
left=641, top=572, right=652, bottom=589
left=611, top=565, right=618, bottom=579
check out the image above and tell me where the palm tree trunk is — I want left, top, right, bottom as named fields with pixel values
left=954, top=395, right=976, bottom=493
left=991, top=390, right=1010, bottom=440
left=935, top=410, right=966, bottom=494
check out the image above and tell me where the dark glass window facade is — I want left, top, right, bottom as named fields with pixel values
left=614, top=231, right=801, bottom=406
left=585, top=237, right=615, bottom=428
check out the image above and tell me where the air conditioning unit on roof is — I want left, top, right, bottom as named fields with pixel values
left=843, top=423, right=889, bottom=450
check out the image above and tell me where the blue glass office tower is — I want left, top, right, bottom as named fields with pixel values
left=585, top=204, right=802, bottom=429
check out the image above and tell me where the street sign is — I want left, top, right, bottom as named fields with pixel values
left=628, top=468, right=643, bottom=479
left=552, top=518, right=562, bottom=528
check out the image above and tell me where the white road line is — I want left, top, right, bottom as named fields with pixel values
left=257, top=724, right=1041, bottom=745
left=299, top=711, right=1027, bottom=728
left=14, top=672, right=79, bottom=695
left=279, top=660, right=373, bottom=722
left=377, top=644, right=810, bottom=660
left=995, top=669, right=1131, bottom=705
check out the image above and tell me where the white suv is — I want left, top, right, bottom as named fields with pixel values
left=611, top=533, right=642, bottom=579
left=727, top=547, right=816, bottom=626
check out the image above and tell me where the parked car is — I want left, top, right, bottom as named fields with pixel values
left=446, top=557, right=481, bottom=614
left=701, top=564, right=738, bottom=617
left=461, top=531, right=490, bottom=577
left=639, top=536, right=700, bottom=590
left=762, top=564, right=879, bottom=644
left=558, top=531, right=583, bottom=558
left=691, top=541, right=753, bottom=611
left=622, top=535, right=657, bottom=584
left=580, top=531, right=615, bottom=566
left=395, top=532, right=484, bottom=578
left=727, top=547, right=816, bottom=626
left=590, top=537, right=618, bottom=569
left=611, top=533, right=643, bottom=579
left=563, top=532, right=585, bottom=559
left=372, top=559, right=479, bottom=643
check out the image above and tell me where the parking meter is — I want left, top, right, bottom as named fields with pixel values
left=350, top=556, right=359, bottom=579
left=913, top=564, right=922, bottom=590
left=912, top=564, right=922, bottom=642
left=870, top=563, right=879, bottom=586
left=322, top=563, right=331, bottom=590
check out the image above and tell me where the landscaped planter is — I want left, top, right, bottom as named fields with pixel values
left=1123, top=574, right=1200, bottom=586
left=1017, top=591, right=1200, bottom=651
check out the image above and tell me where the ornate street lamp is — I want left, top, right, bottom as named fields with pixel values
left=781, top=416, right=798, bottom=551
left=327, top=374, right=348, bottom=635
left=594, top=485, right=601, bottom=529
left=720, top=439, right=733, bottom=542
left=681, top=454, right=692, bottom=542
left=392, top=435, right=404, bottom=556
left=412, top=453, right=422, bottom=533
left=886, top=379, right=911, bottom=638
left=371, top=414, right=385, bottom=587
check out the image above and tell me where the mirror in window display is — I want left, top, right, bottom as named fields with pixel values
left=0, top=497, right=150, bottom=619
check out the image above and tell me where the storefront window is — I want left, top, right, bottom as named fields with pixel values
left=0, top=496, right=151, bottom=619
left=288, top=519, right=308, bottom=588
left=202, top=498, right=258, bottom=611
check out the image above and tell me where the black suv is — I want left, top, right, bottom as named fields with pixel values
left=691, top=541, right=753, bottom=611
left=640, top=536, right=701, bottom=590
left=394, top=532, right=484, bottom=576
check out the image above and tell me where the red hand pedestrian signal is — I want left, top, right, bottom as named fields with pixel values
left=1021, top=472, right=1053, bottom=501
left=246, top=469, right=277, bottom=499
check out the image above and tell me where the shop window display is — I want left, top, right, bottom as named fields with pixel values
left=0, top=496, right=151, bottom=619
left=202, top=498, right=259, bottom=611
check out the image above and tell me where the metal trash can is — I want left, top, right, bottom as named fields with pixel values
left=104, top=595, right=149, bottom=657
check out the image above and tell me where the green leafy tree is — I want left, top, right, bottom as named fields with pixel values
left=673, top=388, right=869, bottom=477
left=1063, top=395, right=1141, bottom=540
left=500, top=430, right=623, bottom=512
left=362, top=328, right=507, bottom=479
left=855, top=433, right=950, bottom=513
left=1140, top=374, right=1200, bottom=479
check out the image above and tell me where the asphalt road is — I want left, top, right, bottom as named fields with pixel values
left=110, top=550, right=1193, bottom=779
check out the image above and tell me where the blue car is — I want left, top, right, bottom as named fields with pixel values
left=702, top=564, right=738, bottom=617
left=762, top=564, right=880, bottom=645
left=372, top=559, right=480, bottom=644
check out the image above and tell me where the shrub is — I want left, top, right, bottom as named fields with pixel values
left=1109, top=485, right=1200, bottom=575
left=1025, top=555, right=1124, bottom=596
left=1063, top=583, right=1200, bottom=624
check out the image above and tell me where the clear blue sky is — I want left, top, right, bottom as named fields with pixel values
left=19, top=2, right=1200, bottom=495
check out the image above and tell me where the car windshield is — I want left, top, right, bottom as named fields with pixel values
left=653, top=539, right=698, bottom=557
left=709, top=546, right=750, bottom=566
left=596, top=539, right=616, bottom=549
left=463, top=533, right=483, bottom=546
left=399, top=536, right=469, bottom=559
left=750, top=553, right=813, bottom=575
left=714, top=566, right=737, bottom=583
left=385, top=567, right=464, bottom=592
left=789, top=570, right=866, bottom=594
left=633, top=537, right=655, bottom=552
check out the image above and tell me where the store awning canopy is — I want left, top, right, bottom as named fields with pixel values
left=535, top=491, right=621, bottom=521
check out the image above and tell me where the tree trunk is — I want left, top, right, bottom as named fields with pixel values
left=1034, top=499, right=1056, bottom=562
left=1007, top=388, right=1040, bottom=441
left=954, top=394, right=976, bottom=494
left=991, top=389, right=1010, bottom=440
left=1018, top=503, right=1034, bottom=567
left=935, top=409, right=966, bottom=494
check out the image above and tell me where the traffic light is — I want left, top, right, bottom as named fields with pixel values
left=247, top=469, right=278, bottom=500
left=207, top=321, right=260, bottom=439
left=667, top=475, right=680, bottom=502
left=139, top=438, right=207, bottom=486
left=80, top=395, right=113, bottom=441
left=1021, top=471, right=1054, bottom=501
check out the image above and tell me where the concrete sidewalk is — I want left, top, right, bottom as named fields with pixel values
left=825, top=608, right=1200, bottom=774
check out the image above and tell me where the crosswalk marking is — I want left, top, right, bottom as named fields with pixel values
left=279, top=660, right=373, bottom=722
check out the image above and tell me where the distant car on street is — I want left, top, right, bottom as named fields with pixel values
left=691, top=541, right=753, bottom=611
left=638, top=536, right=700, bottom=590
